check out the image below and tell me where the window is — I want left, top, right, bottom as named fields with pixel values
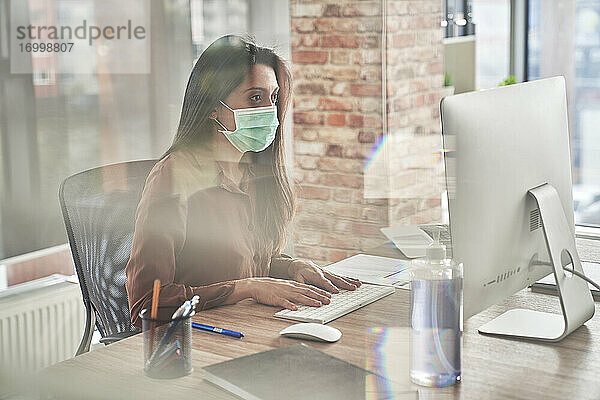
left=0, top=1, right=192, bottom=264
left=0, top=0, right=292, bottom=279
left=471, top=0, right=511, bottom=89
left=528, top=0, right=600, bottom=227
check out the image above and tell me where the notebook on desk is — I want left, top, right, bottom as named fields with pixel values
left=202, top=344, right=416, bottom=400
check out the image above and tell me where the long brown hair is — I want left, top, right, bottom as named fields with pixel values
left=164, top=35, right=295, bottom=253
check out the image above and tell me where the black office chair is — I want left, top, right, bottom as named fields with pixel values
left=59, top=159, right=157, bottom=355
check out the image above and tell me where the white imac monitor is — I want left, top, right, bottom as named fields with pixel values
left=441, top=76, right=595, bottom=341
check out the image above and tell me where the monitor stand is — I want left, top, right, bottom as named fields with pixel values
left=478, top=183, right=595, bottom=342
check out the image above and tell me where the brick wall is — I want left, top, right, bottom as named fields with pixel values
left=290, top=0, right=446, bottom=264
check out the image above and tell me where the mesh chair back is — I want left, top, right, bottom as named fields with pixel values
left=59, top=160, right=157, bottom=337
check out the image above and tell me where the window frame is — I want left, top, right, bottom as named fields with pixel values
left=520, top=0, right=600, bottom=236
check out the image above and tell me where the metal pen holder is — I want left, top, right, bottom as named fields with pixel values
left=140, top=307, right=193, bottom=379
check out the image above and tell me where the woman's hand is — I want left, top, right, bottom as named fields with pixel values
left=288, top=259, right=361, bottom=294
left=232, top=277, right=333, bottom=311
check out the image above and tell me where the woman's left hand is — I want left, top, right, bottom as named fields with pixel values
left=289, top=259, right=361, bottom=293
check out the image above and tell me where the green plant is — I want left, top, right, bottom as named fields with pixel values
left=444, top=72, right=453, bottom=87
left=499, top=75, right=517, bottom=86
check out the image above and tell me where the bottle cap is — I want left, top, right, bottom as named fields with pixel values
left=426, top=227, right=446, bottom=260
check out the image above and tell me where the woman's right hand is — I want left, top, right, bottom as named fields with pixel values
left=232, top=277, right=332, bottom=310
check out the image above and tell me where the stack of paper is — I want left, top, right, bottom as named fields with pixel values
left=323, top=254, right=409, bottom=288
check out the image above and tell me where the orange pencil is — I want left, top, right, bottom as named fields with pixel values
left=151, top=279, right=161, bottom=320
left=149, top=279, right=161, bottom=357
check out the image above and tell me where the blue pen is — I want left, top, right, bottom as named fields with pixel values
left=192, top=322, right=244, bottom=338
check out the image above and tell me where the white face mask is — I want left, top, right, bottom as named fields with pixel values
left=214, top=101, right=279, bottom=153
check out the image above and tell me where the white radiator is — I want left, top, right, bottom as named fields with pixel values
left=0, top=274, right=85, bottom=371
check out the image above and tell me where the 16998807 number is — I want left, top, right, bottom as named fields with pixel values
left=19, top=42, right=74, bottom=53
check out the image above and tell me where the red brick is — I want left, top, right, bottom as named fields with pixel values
left=359, top=67, right=381, bottom=81
left=333, top=219, right=353, bottom=234
left=323, top=4, right=341, bottom=17
left=294, top=112, right=324, bottom=125
left=342, top=2, right=382, bottom=17
left=328, top=250, right=349, bottom=263
left=352, top=222, right=384, bottom=237
left=392, top=33, right=415, bottom=48
left=350, top=49, right=381, bottom=65
left=320, top=35, right=360, bottom=48
left=360, top=35, right=380, bottom=49
left=343, top=144, right=371, bottom=159
left=387, top=2, right=408, bottom=16
left=322, top=66, right=360, bottom=81
left=293, top=18, right=315, bottom=33
left=413, top=94, right=425, bottom=107
left=318, top=158, right=364, bottom=174
left=427, top=197, right=442, bottom=208
left=315, top=18, right=334, bottom=32
left=330, top=50, right=350, bottom=65
left=296, top=155, right=319, bottom=170
left=290, top=3, right=323, bottom=17
left=331, top=82, right=350, bottom=96
left=292, top=50, right=328, bottom=64
left=358, top=130, right=378, bottom=143
left=322, top=233, right=360, bottom=250
left=330, top=204, right=362, bottom=219
left=294, top=95, right=319, bottom=111
left=348, top=114, right=364, bottom=128
left=326, top=144, right=343, bottom=157
left=296, top=217, right=335, bottom=235
left=300, top=34, right=320, bottom=48
left=328, top=113, right=346, bottom=126
left=390, top=66, right=414, bottom=80
left=426, top=92, right=443, bottom=105
left=294, top=82, right=327, bottom=95
left=295, top=141, right=326, bottom=155
left=409, top=79, right=427, bottom=93
left=333, top=188, right=353, bottom=203
left=357, top=17, right=383, bottom=33
left=296, top=169, right=321, bottom=184
left=318, top=97, right=353, bottom=111
left=350, top=83, right=381, bottom=97
left=300, top=128, right=318, bottom=141
left=338, top=159, right=365, bottom=173
left=321, top=173, right=363, bottom=189
left=294, top=230, right=322, bottom=246
left=393, top=97, right=410, bottom=111
left=332, top=18, right=358, bottom=32
left=294, top=244, right=329, bottom=261
left=358, top=98, right=380, bottom=113
left=316, top=18, right=357, bottom=33
left=361, top=206, right=385, bottom=223
left=359, top=237, right=388, bottom=251
left=427, top=61, right=443, bottom=74
left=317, top=158, right=338, bottom=172
left=297, top=185, right=330, bottom=200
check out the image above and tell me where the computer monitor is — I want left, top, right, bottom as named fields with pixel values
left=441, top=76, right=595, bottom=341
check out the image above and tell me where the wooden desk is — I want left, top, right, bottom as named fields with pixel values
left=23, top=285, right=600, bottom=400
left=17, top=240, right=600, bottom=399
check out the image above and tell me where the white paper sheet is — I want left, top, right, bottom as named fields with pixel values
left=323, top=254, right=409, bottom=287
left=380, top=225, right=433, bottom=258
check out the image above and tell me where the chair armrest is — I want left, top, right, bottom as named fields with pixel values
left=99, top=329, right=140, bottom=345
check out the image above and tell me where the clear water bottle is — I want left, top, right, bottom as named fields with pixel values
left=409, top=229, right=463, bottom=387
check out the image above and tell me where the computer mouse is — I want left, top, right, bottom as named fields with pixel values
left=279, top=323, right=342, bottom=343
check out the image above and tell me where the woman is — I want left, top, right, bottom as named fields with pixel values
left=126, top=35, right=360, bottom=327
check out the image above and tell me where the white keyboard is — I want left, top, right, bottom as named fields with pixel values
left=274, top=284, right=395, bottom=324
